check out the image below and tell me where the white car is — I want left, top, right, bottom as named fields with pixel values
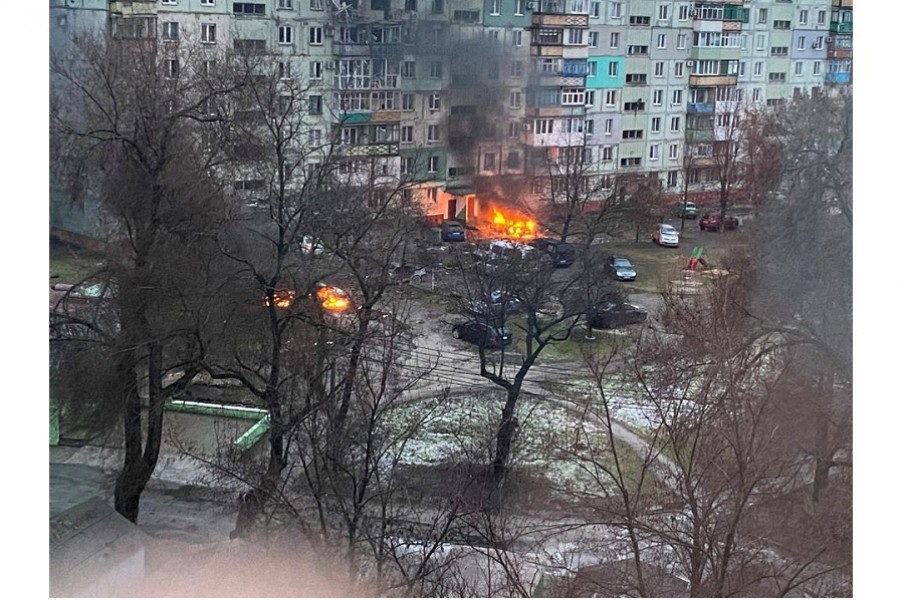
left=652, top=224, right=680, bottom=248
left=300, top=235, right=325, bottom=256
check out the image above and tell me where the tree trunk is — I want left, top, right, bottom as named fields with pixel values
left=492, top=387, right=521, bottom=476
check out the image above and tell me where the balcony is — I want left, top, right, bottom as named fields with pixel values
left=687, top=102, right=714, bottom=114
left=689, top=74, right=738, bottom=87
left=332, top=43, right=369, bottom=57
left=825, top=72, right=851, bottom=84
left=830, top=22, right=853, bottom=34
left=532, top=13, right=588, bottom=27
left=832, top=0, right=853, bottom=7
left=335, top=142, right=399, bottom=157
left=685, top=129, right=714, bottom=143
left=827, top=47, right=852, bottom=59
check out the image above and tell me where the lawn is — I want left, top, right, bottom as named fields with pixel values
left=49, top=240, right=103, bottom=283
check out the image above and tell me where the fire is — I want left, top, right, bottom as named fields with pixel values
left=266, top=289, right=296, bottom=309
left=491, top=208, right=536, bottom=240
left=317, top=285, right=351, bottom=313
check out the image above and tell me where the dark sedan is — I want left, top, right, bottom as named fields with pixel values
left=587, top=296, right=648, bottom=329
left=605, top=256, right=637, bottom=281
left=451, top=320, right=512, bottom=348
left=468, top=290, right=525, bottom=319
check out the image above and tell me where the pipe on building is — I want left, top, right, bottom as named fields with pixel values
left=165, top=400, right=269, bottom=452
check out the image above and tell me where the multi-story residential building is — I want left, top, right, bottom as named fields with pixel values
left=50, top=0, right=851, bottom=236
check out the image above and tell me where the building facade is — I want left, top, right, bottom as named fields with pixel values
left=50, top=0, right=851, bottom=229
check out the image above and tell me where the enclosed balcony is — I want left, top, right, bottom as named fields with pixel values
left=687, top=102, right=714, bottom=114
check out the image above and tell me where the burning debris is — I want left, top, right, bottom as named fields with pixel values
left=490, top=207, right=536, bottom=241
left=316, top=285, right=351, bottom=313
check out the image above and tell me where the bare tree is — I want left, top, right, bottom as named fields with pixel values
left=50, top=29, right=240, bottom=522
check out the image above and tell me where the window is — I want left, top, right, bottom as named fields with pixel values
left=585, top=90, right=595, bottom=106
left=308, top=95, right=323, bottom=114
left=609, top=32, right=620, bottom=48
left=427, top=155, right=439, bottom=173
left=774, top=20, right=791, bottom=30
left=656, top=34, right=667, bottom=49
left=650, top=117, right=661, bottom=133
left=671, top=89, right=682, bottom=105
left=515, top=0, right=524, bottom=15
left=488, top=30, right=500, bottom=44
left=678, top=5, right=689, bottom=21
left=401, top=157, right=415, bottom=175
left=402, top=93, right=415, bottom=111
left=200, top=23, right=216, bottom=44
left=309, top=61, right=322, bottom=79
left=652, top=89, right=663, bottom=105
left=758, top=8, right=768, bottom=24
left=604, top=118, right=613, bottom=135
left=201, top=0, right=215, bottom=5
left=602, top=146, right=614, bottom=161
left=427, top=124, right=440, bottom=142
left=769, top=72, right=786, bottom=82
left=668, top=144, right=679, bottom=159
left=508, top=122, right=520, bottom=137
left=817, top=10, right=826, bottom=25
left=670, top=116, right=680, bottom=132
left=610, top=2, right=622, bottom=18
left=490, top=0, right=500, bottom=15
left=513, top=30, right=523, bottom=47
left=162, top=0, right=177, bottom=4
left=567, top=28, right=584, bottom=45
left=667, top=171, right=678, bottom=188
left=674, top=62, right=684, bottom=77
left=277, top=0, right=293, bottom=8
left=278, top=61, right=291, bottom=79
left=278, top=25, right=293, bottom=44
left=233, top=3, right=265, bottom=14
left=649, top=145, right=659, bottom=160
left=799, top=10, right=808, bottom=25
left=739, top=61, right=746, bottom=77
left=534, top=119, right=553, bottom=134
left=796, top=35, right=806, bottom=51
left=813, top=61, right=821, bottom=75
left=588, top=62, right=597, bottom=77
left=608, top=62, right=618, bottom=77
left=311, top=0, right=323, bottom=8
left=591, top=2, right=601, bottom=18
left=309, top=26, right=323, bottom=45
left=752, top=88, right=762, bottom=102
left=654, top=62, right=664, bottom=77
left=430, top=61, right=443, bottom=78
left=794, top=61, right=804, bottom=76
left=620, top=157, right=641, bottom=167
left=627, top=45, right=648, bottom=55
left=658, top=4, right=668, bottom=20
left=509, top=91, right=522, bottom=108
left=511, top=61, right=523, bottom=77
left=401, top=61, right=415, bottom=78
left=562, top=88, right=586, bottom=105
left=756, top=34, right=766, bottom=50
left=622, top=129, right=643, bottom=139
left=165, top=58, right=179, bottom=78
left=771, top=47, right=788, bottom=56
left=604, top=90, right=617, bottom=106
left=588, top=32, right=598, bottom=48
left=754, top=61, right=763, bottom=76
left=677, top=33, right=687, bottom=49
left=813, top=36, right=824, bottom=49
left=629, top=16, right=650, bottom=26
left=162, top=22, right=178, bottom=41
left=428, top=93, right=441, bottom=110
left=625, top=73, right=647, bottom=84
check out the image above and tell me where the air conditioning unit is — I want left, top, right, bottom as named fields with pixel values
left=825, top=37, right=833, bottom=43
left=323, top=25, right=335, bottom=37
left=526, top=1, right=537, bottom=10
left=689, top=8, right=698, bottom=17
left=324, top=60, right=335, bottom=70
left=523, top=123, right=532, bottom=131
left=686, top=60, right=695, bottom=67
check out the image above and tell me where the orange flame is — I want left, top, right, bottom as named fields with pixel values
left=265, top=289, right=296, bottom=309
left=317, top=285, right=351, bottom=313
left=491, top=208, right=536, bottom=240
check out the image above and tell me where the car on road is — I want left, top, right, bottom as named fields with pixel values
left=451, top=320, right=512, bottom=348
left=587, top=295, right=648, bottom=329
left=475, top=239, right=538, bottom=272
left=529, top=238, right=576, bottom=267
left=677, top=201, right=699, bottom=219
left=699, top=212, right=739, bottom=231
left=652, top=223, right=680, bottom=247
left=605, top=256, right=637, bottom=281
left=441, top=220, right=466, bottom=242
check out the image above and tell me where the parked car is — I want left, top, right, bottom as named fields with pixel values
left=475, top=239, right=537, bottom=272
left=300, top=235, right=325, bottom=256
left=468, top=290, right=525, bottom=319
left=605, top=256, right=637, bottom=281
left=451, top=320, right=512, bottom=348
left=677, top=201, right=699, bottom=219
left=587, top=295, right=648, bottom=329
left=699, top=212, right=739, bottom=231
left=652, top=223, right=680, bottom=247
left=441, top=220, right=466, bottom=242
left=529, top=238, right=576, bottom=267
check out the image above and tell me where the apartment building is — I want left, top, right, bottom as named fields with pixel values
left=50, top=0, right=851, bottom=229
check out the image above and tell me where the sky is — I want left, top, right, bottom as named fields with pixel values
left=2, top=2, right=890, bottom=597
